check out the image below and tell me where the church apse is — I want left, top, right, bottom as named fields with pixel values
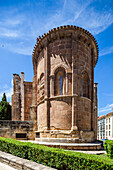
left=32, top=25, right=98, bottom=142
left=12, top=25, right=98, bottom=143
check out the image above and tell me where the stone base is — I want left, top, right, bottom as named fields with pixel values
left=35, top=129, right=95, bottom=143
left=34, top=140, right=101, bottom=151
left=35, top=129, right=100, bottom=150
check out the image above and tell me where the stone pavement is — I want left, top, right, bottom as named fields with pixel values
left=0, top=151, right=56, bottom=170
left=0, top=162, right=16, bottom=170
left=71, top=149, right=106, bottom=155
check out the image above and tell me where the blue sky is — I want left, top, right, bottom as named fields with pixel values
left=0, top=0, right=113, bottom=116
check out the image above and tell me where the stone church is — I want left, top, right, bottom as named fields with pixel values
left=12, top=25, right=98, bottom=143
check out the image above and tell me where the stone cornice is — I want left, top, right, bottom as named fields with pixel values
left=32, top=25, right=99, bottom=73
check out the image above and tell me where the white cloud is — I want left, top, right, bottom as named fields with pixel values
left=3, top=84, right=8, bottom=89
left=4, top=41, right=34, bottom=55
left=0, top=0, right=113, bottom=55
left=44, top=0, right=113, bottom=35
left=99, top=103, right=113, bottom=114
left=0, top=88, right=13, bottom=102
left=44, top=0, right=92, bottom=31
left=100, top=46, right=113, bottom=56
left=0, top=13, right=25, bottom=38
left=0, top=80, right=13, bottom=102
left=0, top=26, right=20, bottom=38
left=0, top=18, right=21, bottom=26
left=77, top=10, right=113, bottom=35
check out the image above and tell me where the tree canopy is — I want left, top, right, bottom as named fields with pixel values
left=0, top=93, right=11, bottom=120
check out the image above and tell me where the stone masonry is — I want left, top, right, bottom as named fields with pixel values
left=12, top=25, right=98, bottom=143
left=0, top=120, right=35, bottom=140
left=12, top=72, right=33, bottom=121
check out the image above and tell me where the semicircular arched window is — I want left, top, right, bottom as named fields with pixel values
left=54, top=68, right=66, bottom=96
left=81, top=71, right=90, bottom=98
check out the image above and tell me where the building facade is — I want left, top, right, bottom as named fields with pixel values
left=97, top=115, right=105, bottom=140
left=12, top=25, right=99, bottom=142
left=97, top=112, right=113, bottom=140
left=12, top=72, right=33, bottom=121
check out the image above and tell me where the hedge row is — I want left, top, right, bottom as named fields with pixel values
left=0, top=137, right=113, bottom=169
left=104, top=140, right=113, bottom=159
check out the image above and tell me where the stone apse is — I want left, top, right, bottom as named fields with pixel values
left=12, top=25, right=98, bottom=142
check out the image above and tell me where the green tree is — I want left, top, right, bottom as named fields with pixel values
left=2, top=93, right=7, bottom=102
left=0, top=93, right=11, bottom=120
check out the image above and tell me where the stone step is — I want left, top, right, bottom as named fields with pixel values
left=35, top=141, right=101, bottom=150
left=22, top=140, right=102, bottom=151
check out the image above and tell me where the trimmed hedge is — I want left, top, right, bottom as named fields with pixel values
left=104, top=140, right=113, bottom=159
left=0, top=137, right=113, bottom=169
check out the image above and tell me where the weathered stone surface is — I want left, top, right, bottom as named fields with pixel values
left=0, top=162, right=16, bottom=170
left=22, top=140, right=101, bottom=151
left=12, top=72, right=33, bottom=121
left=34, top=26, right=98, bottom=142
left=11, top=25, right=98, bottom=143
left=0, top=120, right=35, bottom=140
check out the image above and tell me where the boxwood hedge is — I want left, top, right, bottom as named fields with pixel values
left=104, top=140, right=113, bottom=159
left=0, top=137, right=113, bottom=169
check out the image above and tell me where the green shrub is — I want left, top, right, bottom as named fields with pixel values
left=0, top=137, right=113, bottom=169
left=0, top=93, right=11, bottom=120
left=104, top=140, right=113, bottom=159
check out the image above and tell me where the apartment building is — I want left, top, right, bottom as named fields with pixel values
left=97, top=112, right=113, bottom=140
left=97, top=115, right=105, bottom=140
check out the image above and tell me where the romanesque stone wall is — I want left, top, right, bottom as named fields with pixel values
left=33, top=26, right=98, bottom=141
left=76, top=97, right=91, bottom=130
left=35, top=27, right=97, bottom=133
left=93, top=83, right=98, bottom=138
left=72, top=37, right=93, bottom=98
left=30, top=75, right=37, bottom=122
left=12, top=74, right=21, bottom=120
left=12, top=73, right=33, bottom=122
left=11, top=25, right=98, bottom=142
left=49, top=35, right=72, bottom=96
left=50, top=97, right=72, bottom=130
left=49, top=36, right=72, bottom=76
left=0, top=120, right=35, bottom=140
left=37, top=51, right=45, bottom=103
left=24, top=82, right=33, bottom=121
left=37, top=102, right=47, bottom=131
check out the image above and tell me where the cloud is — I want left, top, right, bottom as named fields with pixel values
left=0, top=88, right=13, bottom=102
left=0, top=0, right=113, bottom=55
left=0, top=29, right=19, bottom=38
left=100, top=46, right=113, bottom=56
left=99, top=103, right=113, bottom=114
left=3, top=84, right=8, bottom=89
left=44, top=0, right=113, bottom=35
left=44, top=0, right=92, bottom=31
left=0, top=18, right=21, bottom=26
left=5, top=42, right=33, bottom=55
left=76, top=9, right=113, bottom=35
left=0, top=11, right=25, bottom=38
left=0, top=80, right=13, bottom=102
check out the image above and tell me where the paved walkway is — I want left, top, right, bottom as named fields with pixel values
left=72, top=149, right=106, bottom=155
left=0, top=162, right=16, bottom=170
